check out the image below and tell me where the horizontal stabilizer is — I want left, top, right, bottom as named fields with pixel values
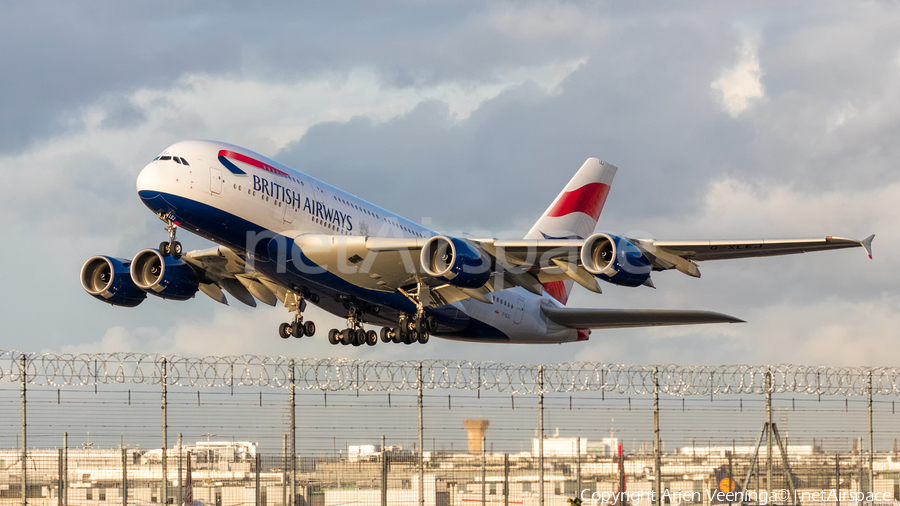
left=542, top=306, right=744, bottom=329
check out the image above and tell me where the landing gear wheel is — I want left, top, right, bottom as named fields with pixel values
left=418, top=332, right=429, bottom=344
left=366, top=330, right=377, bottom=346
left=172, top=241, right=183, bottom=259
left=290, top=322, right=303, bottom=338
left=415, top=317, right=426, bottom=335
left=278, top=323, right=291, bottom=339
left=328, top=329, right=339, bottom=345
left=159, top=241, right=171, bottom=257
left=426, top=316, right=438, bottom=334
left=356, top=328, right=367, bottom=346
left=340, top=329, right=352, bottom=345
left=303, top=321, right=316, bottom=337
left=380, top=327, right=391, bottom=343
left=405, top=330, right=417, bottom=345
left=391, top=330, right=402, bottom=344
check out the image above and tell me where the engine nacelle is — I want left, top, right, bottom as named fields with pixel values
left=80, top=256, right=147, bottom=307
left=580, top=233, right=652, bottom=287
left=130, top=249, right=199, bottom=301
left=421, top=236, right=491, bottom=289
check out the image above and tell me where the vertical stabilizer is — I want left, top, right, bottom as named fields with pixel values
left=526, top=158, right=617, bottom=304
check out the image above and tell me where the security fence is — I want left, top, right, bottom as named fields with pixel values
left=2, top=351, right=900, bottom=506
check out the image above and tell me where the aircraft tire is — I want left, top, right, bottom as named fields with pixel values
left=391, top=330, right=402, bottom=344
left=415, top=317, right=425, bottom=335
left=380, top=327, right=391, bottom=343
left=356, top=328, right=367, bottom=345
left=366, top=330, right=377, bottom=346
left=328, top=329, right=339, bottom=345
left=304, top=321, right=316, bottom=337
left=340, top=329, right=353, bottom=345
left=418, top=332, right=429, bottom=344
left=405, top=330, right=417, bottom=344
left=159, top=241, right=170, bottom=257
left=172, top=241, right=183, bottom=259
left=279, top=323, right=292, bottom=339
left=426, top=316, right=438, bottom=334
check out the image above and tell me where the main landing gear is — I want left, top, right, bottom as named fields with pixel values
left=378, top=313, right=437, bottom=345
left=158, top=215, right=183, bottom=259
left=278, top=292, right=319, bottom=339
left=327, top=302, right=377, bottom=346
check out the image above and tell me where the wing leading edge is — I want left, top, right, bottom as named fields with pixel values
left=542, top=305, right=745, bottom=329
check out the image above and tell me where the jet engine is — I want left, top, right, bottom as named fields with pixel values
left=580, top=233, right=652, bottom=287
left=80, top=256, right=147, bottom=307
left=130, top=249, right=199, bottom=301
left=421, top=236, right=491, bottom=289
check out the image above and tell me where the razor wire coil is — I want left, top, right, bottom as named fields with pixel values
left=0, top=350, right=895, bottom=396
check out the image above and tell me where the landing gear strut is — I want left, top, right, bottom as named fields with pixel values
left=279, top=292, right=316, bottom=339
left=158, top=214, right=183, bottom=259
left=328, top=301, right=377, bottom=346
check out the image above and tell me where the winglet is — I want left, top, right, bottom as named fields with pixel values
left=861, top=234, right=875, bottom=259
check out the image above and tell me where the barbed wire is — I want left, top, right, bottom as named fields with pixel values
left=0, top=350, right=894, bottom=396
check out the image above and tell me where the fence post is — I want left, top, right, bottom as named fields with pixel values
left=576, top=436, right=582, bottom=502
left=503, top=454, right=509, bottom=506
left=381, top=435, right=387, bottom=506
left=765, top=368, right=772, bottom=500
left=125, top=446, right=130, bottom=506
left=538, top=364, right=544, bottom=506
left=58, top=449, right=63, bottom=506
left=255, top=452, right=261, bottom=506
left=654, top=367, right=661, bottom=506
left=481, top=436, right=486, bottom=505
left=281, top=434, right=287, bottom=506
left=418, top=361, right=425, bottom=506
left=161, top=357, right=168, bottom=506
left=289, top=359, right=296, bottom=506
left=177, top=433, right=183, bottom=506
left=63, top=432, right=67, bottom=506
left=20, top=355, right=26, bottom=506
left=868, top=370, right=874, bottom=495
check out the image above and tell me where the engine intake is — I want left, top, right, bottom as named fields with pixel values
left=130, top=249, right=199, bottom=301
left=580, top=233, right=652, bottom=287
left=421, top=236, right=491, bottom=289
left=80, top=256, right=147, bottom=307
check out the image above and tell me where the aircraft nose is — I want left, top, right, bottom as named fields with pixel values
left=136, top=161, right=162, bottom=194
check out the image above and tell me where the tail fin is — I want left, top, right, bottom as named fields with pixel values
left=526, top=158, right=617, bottom=305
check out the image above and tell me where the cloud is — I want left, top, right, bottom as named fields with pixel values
left=711, top=35, right=765, bottom=117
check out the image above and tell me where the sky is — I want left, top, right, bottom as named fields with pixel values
left=0, top=1, right=897, bottom=366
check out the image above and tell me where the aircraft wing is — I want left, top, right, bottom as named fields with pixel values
left=292, top=232, right=874, bottom=305
left=630, top=234, right=874, bottom=278
left=541, top=306, right=744, bottom=329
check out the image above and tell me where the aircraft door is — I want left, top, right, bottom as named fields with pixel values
left=514, top=297, right=525, bottom=324
left=210, top=167, right=223, bottom=195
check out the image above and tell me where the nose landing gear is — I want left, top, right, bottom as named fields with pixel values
left=158, top=214, right=183, bottom=259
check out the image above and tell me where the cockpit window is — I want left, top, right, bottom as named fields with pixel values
left=153, top=156, right=160, bottom=161
left=160, top=156, right=171, bottom=161
left=180, top=157, right=189, bottom=165
left=173, top=157, right=182, bottom=164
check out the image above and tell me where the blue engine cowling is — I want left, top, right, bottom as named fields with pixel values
left=580, top=233, right=652, bottom=287
left=421, top=236, right=491, bottom=289
left=130, top=249, right=199, bottom=301
left=80, top=256, right=147, bottom=307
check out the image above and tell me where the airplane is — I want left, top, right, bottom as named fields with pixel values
left=80, top=140, right=874, bottom=346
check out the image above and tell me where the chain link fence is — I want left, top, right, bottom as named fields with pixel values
left=1, top=351, right=899, bottom=506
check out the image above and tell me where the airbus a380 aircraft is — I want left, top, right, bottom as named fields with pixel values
left=81, top=140, right=874, bottom=346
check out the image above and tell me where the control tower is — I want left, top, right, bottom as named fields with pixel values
left=463, top=419, right=490, bottom=453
